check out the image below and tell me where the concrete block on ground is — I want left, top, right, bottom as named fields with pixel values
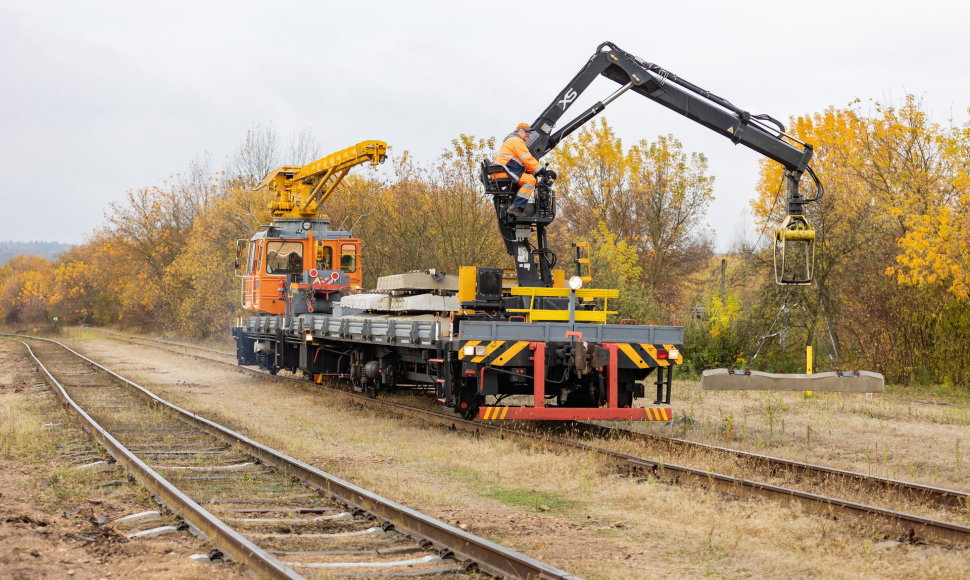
left=111, top=510, right=162, bottom=528
left=128, top=525, right=178, bottom=539
left=701, top=369, right=885, bottom=392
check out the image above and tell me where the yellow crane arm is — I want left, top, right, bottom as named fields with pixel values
left=259, top=140, right=388, bottom=219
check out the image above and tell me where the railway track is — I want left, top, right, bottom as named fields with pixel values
left=98, top=331, right=970, bottom=545
left=8, top=335, right=576, bottom=579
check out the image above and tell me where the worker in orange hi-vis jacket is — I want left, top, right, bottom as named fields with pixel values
left=492, top=123, right=547, bottom=217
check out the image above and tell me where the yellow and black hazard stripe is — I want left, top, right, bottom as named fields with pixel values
left=481, top=406, right=511, bottom=419
left=617, top=343, right=684, bottom=368
left=457, top=340, right=531, bottom=366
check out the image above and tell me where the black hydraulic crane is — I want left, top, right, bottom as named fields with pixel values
left=481, top=41, right=822, bottom=287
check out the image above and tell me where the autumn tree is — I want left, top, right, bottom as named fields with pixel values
left=326, top=136, right=507, bottom=285
left=100, top=162, right=219, bottom=329
left=164, top=184, right=270, bottom=337
left=228, top=122, right=280, bottom=188
left=48, top=244, right=99, bottom=324
left=549, top=118, right=715, bottom=309
left=750, top=96, right=970, bottom=383
left=286, top=127, right=322, bottom=166
left=627, top=135, right=715, bottom=303
left=0, top=255, right=54, bottom=325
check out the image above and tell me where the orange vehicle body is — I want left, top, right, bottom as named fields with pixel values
left=241, top=227, right=362, bottom=315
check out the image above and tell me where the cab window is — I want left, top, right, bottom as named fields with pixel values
left=319, top=245, right=333, bottom=270
left=266, top=241, right=304, bottom=275
left=246, top=241, right=256, bottom=275
left=340, top=243, right=357, bottom=273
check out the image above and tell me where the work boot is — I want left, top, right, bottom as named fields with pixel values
left=507, top=205, right=526, bottom=217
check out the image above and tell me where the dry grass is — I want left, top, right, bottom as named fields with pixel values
left=0, top=397, right=56, bottom=460
left=0, top=340, right=251, bottom=579
left=0, top=343, right=106, bottom=509
left=69, top=338, right=970, bottom=578
left=623, top=380, right=970, bottom=493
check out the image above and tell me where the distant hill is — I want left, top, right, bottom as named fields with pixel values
left=0, top=241, right=74, bottom=265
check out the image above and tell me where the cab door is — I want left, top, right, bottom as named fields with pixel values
left=256, top=239, right=306, bottom=315
left=242, top=239, right=260, bottom=311
left=337, top=239, right=362, bottom=288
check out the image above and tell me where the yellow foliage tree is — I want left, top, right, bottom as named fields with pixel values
left=164, top=182, right=270, bottom=337
left=751, top=96, right=970, bottom=382
left=0, top=255, right=54, bottom=324
left=326, top=137, right=507, bottom=285
left=549, top=117, right=714, bottom=308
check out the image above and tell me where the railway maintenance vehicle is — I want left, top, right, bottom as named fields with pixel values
left=232, top=41, right=829, bottom=420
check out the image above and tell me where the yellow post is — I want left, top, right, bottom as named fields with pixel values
left=804, top=345, right=814, bottom=398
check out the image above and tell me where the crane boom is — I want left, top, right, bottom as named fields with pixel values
left=528, top=42, right=813, bottom=175
left=487, top=41, right=820, bottom=285
left=259, top=140, right=388, bottom=219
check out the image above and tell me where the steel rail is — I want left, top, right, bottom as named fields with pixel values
left=122, top=334, right=235, bottom=357
left=8, top=337, right=301, bottom=580
left=574, top=424, right=970, bottom=512
left=13, top=335, right=577, bottom=580
left=100, top=332, right=970, bottom=545
left=112, top=332, right=970, bottom=510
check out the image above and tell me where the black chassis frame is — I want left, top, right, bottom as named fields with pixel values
left=232, top=314, right=682, bottom=415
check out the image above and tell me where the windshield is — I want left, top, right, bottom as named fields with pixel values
left=266, top=241, right=303, bottom=275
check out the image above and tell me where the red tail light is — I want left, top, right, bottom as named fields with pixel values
left=656, top=348, right=668, bottom=360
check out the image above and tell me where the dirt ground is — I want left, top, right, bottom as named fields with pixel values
left=4, top=330, right=970, bottom=578
left=0, top=341, right=246, bottom=580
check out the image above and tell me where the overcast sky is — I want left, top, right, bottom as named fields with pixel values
left=2, top=1, right=967, bottom=251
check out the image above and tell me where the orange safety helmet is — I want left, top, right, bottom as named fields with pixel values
left=516, top=122, right=534, bottom=132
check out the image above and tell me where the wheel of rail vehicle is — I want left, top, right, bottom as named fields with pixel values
left=455, top=378, right=482, bottom=420
left=349, top=359, right=363, bottom=392
left=361, top=360, right=382, bottom=398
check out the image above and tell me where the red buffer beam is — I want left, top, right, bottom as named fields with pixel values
left=479, top=340, right=672, bottom=420
left=479, top=406, right=672, bottom=421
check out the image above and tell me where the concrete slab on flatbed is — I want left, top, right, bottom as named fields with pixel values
left=376, top=271, right=458, bottom=292
left=701, top=368, right=885, bottom=392
left=339, top=292, right=458, bottom=312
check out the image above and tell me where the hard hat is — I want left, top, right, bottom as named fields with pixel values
left=516, top=123, right=534, bottom=132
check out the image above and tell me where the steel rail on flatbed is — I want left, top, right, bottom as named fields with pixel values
left=8, top=335, right=577, bottom=580
left=102, top=331, right=970, bottom=545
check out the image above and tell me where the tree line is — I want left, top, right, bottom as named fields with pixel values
left=1, top=98, right=967, bottom=386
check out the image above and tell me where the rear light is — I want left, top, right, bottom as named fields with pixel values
left=308, top=269, right=318, bottom=278
left=656, top=348, right=668, bottom=360
left=668, top=348, right=680, bottom=360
